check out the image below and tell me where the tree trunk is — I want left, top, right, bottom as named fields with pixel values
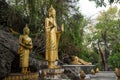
left=97, top=41, right=106, bottom=70
left=102, top=30, right=110, bottom=70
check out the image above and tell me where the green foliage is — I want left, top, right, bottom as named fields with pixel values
left=108, top=53, right=120, bottom=69
left=89, top=0, right=120, bottom=7
left=59, top=13, right=86, bottom=58
left=36, top=54, right=44, bottom=60
left=0, top=1, right=27, bottom=32
left=5, top=0, right=81, bottom=36
left=79, top=47, right=99, bottom=65
left=67, top=13, right=84, bottom=47
left=96, top=6, right=120, bottom=54
left=90, top=6, right=120, bottom=70
left=2, top=0, right=89, bottom=61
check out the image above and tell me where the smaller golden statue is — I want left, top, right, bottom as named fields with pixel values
left=71, top=56, right=92, bottom=65
left=18, top=24, right=33, bottom=74
left=90, top=69, right=95, bottom=75
left=80, top=70, right=86, bottom=80
left=114, top=68, right=120, bottom=80
left=96, top=67, right=100, bottom=73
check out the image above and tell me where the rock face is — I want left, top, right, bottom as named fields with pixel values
left=0, top=30, right=18, bottom=79
left=0, top=30, right=40, bottom=79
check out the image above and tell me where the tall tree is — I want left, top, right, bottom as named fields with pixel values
left=91, top=6, right=120, bottom=70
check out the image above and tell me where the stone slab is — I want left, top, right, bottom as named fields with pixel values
left=63, top=65, right=95, bottom=67
left=63, top=64, right=95, bottom=74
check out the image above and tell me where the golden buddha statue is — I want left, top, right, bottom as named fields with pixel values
left=96, top=67, right=100, bottom=73
left=45, top=5, right=63, bottom=68
left=114, top=68, right=120, bottom=80
left=71, top=56, right=92, bottom=65
left=90, top=69, right=95, bottom=75
left=18, top=24, right=33, bottom=74
left=80, top=70, right=86, bottom=80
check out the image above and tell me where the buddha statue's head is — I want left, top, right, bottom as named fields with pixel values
left=48, top=5, right=56, bottom=18
left=72, top=56, right=78, bottom=61
left=23, top=24, right=30, bottom=35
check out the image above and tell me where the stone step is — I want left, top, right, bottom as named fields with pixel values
left=4, top=73, right=39, bottom=80
left=90, top=71, right=117, bottom=80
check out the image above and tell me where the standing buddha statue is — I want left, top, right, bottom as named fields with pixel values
left=45, top=5, right=64, bottom=68
left=18, top=24, right=33, bottom=74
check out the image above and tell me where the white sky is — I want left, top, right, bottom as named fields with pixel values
left=78, top=0, right=120, bottom=18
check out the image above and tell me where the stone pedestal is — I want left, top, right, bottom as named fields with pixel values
left=39, top=68, right=64, bottom=80
left=3, top=73, right=39, bottom=80
left=62, top=65, right=95, bottom=80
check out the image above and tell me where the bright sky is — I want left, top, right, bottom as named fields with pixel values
left=78, top=0, right=120, bottom=18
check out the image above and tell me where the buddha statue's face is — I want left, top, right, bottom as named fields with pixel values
left=49, top=10, right=56, bottom=18
left=72, top=56, right=79, bottom=61
left=48, top=5, right=56, bottom=18
left=24, top=29, right=29, bottom=35
left=23, top=25, right=30, bottom=35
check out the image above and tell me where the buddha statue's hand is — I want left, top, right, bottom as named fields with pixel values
left=23, top=45, right=32, bottom=49
left=61, top=24, right=64, bottom=32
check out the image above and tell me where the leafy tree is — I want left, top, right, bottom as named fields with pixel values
left=89, top=0, right=120, bottom=7
left=91, top=6, right=120, bottom=70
